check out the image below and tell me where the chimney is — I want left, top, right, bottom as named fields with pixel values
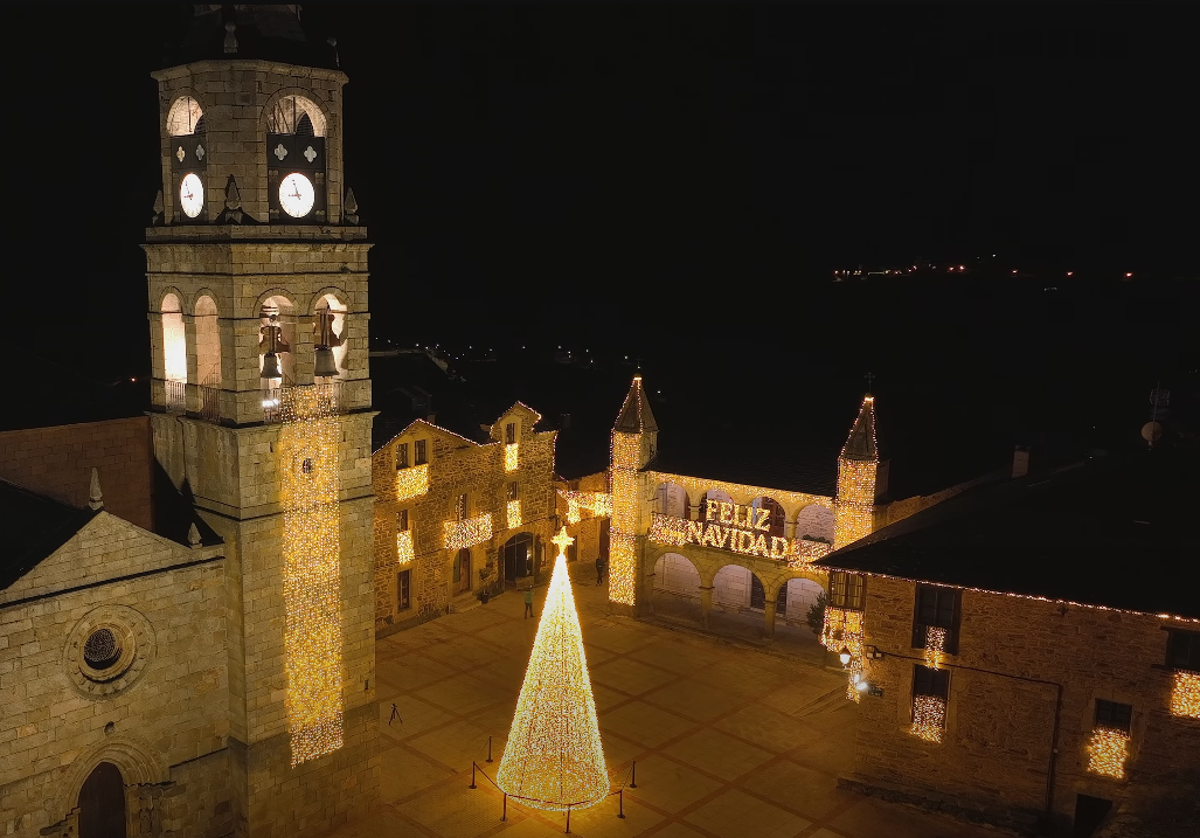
left=1012, top=445, right=1030, bottom=479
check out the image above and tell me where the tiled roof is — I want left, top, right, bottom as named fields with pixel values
left=817, top=450, right=1200, bottom=620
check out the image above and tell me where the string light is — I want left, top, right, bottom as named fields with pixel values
left=644, top=471, right=831, bottom=517
left=1170, top=671, right=1200, bottom=719
left=609, top=432, right=641, bottom=605
left=1086, top=727, right=1130, bottom=779
left=497, top=527, right=609, bottom=811
left=821, top=606, right=865, bottom=701
left=835, top=395, right=878, bottom=549
left=911, top=695, right=946, bottom=743
left=396, top=463, right=430, bottom=501
left=505, top=443, right=519, bottom=472
left=278, top=386, right=343, bottom=767
left=396, top=530, right=414, bottom=564
left=507, top=499, right=522, bottom=530
left=567, top=496, right=580, bottom=525
left=558, top=490, right=613, bottom=526
left=444, top=513, right=493, bottom=550
left=648, top=510, right=831, bottom=567
left=924, top=626, right=947, bottom=670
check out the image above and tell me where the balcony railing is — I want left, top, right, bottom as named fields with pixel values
left=165, top=379, right=187, bottom=414
left=263, top=381, right=345, bottom=424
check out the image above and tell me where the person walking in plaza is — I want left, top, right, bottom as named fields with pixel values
left=523, top=587, right=534, bottom=618
left=596, top=556, right=605, bottom=585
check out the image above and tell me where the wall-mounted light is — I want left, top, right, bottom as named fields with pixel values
left=839, top=646, right=852, bottom=667
left=865, top=645, right=885, bottom=660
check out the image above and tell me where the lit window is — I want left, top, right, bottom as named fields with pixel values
left=910, top=665, right=949, bottom=743
left=913, top=584, right=960, bottom=654
left=829, top=571, right=865, bottom=610
left=1095, top=699, right=1132, bottom=734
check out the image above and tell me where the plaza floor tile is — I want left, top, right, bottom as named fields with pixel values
left=590, top=657, right=681, bottom=697
left=642, top=678, right=749, bottom=724
left=827, top=796, right=1001, bottom=838
left=712, top=703, right=826, bottom=755
left=600, top=700, right=701, bottom=750
left=413, top=672, right=515, bottom=716
left=683, top=788, right=811, bottom=838
left=658, top=728, right=774, bottom=783
left=377, top=655, right=459, bottom=692
left=378, top=744, right=455, bottom=803
left=739, top=759, right=857, bottom=822
left=619, top=754, right=725, bottom=815
left=378, top=696, right=458, bottom=743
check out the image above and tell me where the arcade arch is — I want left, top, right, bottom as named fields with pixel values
left=795, top=504, right=835, bottom=543
left=654, top=481, right=691, bottom=518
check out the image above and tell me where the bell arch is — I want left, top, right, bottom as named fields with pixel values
left=257, top=293, right=297, bottom=385
left=264, top=91, right=329, bottom=137
left=166, top=94, right=205, bottom=136
left=193, top=294, right=221, bottom=387
left=313, top=292, right=348, bottom=380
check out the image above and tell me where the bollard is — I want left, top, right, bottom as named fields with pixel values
left=630, top=759, right=637, bottom=789
left=470, top=762, right=477, bottom=790
left=501, top=793, right=507, bottom=822
left=618, top=788, right=625, bottom=819
left=487, top=736, right=493, bottom=763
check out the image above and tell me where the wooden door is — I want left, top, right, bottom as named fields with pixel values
left=78, top=762, right=126, bottom=838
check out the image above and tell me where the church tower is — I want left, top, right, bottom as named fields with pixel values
left=144, top=7, right=377, bottom=834
left=834, top=393, right=889, bottom=548
left=608, top=375, right=658, bottom=612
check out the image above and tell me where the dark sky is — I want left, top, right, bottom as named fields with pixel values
left=9, top=5, right=1196, bottom=447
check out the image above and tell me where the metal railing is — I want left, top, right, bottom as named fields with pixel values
left=165, top=380, right=187, bottom=414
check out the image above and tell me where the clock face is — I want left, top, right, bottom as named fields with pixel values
left=179, top=173, right=204, bottom=218
left=279, top=172, right=315, bottom=218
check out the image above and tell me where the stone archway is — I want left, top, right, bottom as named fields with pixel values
left=78, top=761, right=126, bottom=838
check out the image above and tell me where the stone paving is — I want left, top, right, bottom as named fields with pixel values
left=331, top=565, right=1004, bottom=838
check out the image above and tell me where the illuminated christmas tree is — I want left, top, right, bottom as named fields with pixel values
left=497, top=527, right=609, bottom=811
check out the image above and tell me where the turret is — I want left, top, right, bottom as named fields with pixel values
left=834, top=393, right=887, bottom=548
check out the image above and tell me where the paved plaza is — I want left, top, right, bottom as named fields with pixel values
left=332, top=566, right=1002, bottom=838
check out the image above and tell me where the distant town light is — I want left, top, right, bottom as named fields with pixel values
left=1066, top=271, right=1073, bottom=277
left=1125, top=272, right=1133, bottom=278
left=1012, top=269, right=1018, bottom=274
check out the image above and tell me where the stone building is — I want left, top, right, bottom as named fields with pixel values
left=372, top=404, right=558, bottom=633
left=3, top=7, right=379, bottom=836
left=816, top=451, right=1200, bottom=836
left=599, top=376, right=981, bottom=640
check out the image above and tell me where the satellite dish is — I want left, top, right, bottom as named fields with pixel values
left=1141, top=422, right=1162, bottom=443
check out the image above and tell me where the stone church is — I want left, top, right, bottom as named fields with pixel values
left=1, top=7, right=379, bottom=836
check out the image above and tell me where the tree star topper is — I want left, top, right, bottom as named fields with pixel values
left=552, top=526, right=574, bottom=554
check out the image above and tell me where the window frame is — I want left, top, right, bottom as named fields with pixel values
left=912, top=664, right=951, bottom=701
left=913, top=584, right=962, bottom=654
left=456, top=492, right=469, bottom=520
left=508, top=481, right=519, bottom=501
left=1094, top=699, right=1133, bottom=733
left=414, top=439, right=428, bottom=466
left=395, top=442, right=409, bottom=469
left=396, top=509, right=409, bottom=532
left=1167, top=629, right=1200, bottom=672
left=505, top=422, right=516, bottom=444
left=397, top=569, right=411, bottom=611
left=829, top=571, right=866, bottom=611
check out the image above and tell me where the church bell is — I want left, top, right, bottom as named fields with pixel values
left=313, top=346, right=338, bottom=378
left=261, top=351, right=282, bottom=380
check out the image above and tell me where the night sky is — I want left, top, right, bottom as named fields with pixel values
left=10, top=6, right=1196, bottom=461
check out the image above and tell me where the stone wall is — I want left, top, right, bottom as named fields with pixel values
left=0, top=524, right=228, bottom=837
left=849, top=575, right=1200, bottom=832
left=372, top=417, right=559, bottom=634
left=0, top=418, right=154, bottom=532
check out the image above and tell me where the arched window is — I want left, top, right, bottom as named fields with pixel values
left=161, top=293, right=186, bottom=413
left=266, top=95, right=327, bottom=137
left=195, top=296, right=221, bottom=419
left=750, top=496, right=786, bottom=539
left=259, top=296, right=296, bottom=385
left=166, top=96, right=204, bottom=137
left=314, top=294, right=347, bottom=379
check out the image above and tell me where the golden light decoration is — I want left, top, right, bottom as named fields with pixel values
left=497, top=527, right=609, bottom=811
left=911, top=695, right=946, bottom=743
left=559, top=490, right=613, bottom=526
left=396, top=530, right=414, bottom=564
left=608, top=431, right=641, bottom=606
left=821, top=606, right=865, bottom=701
left=1170, top=671, right=1200, bottom=719
left=278, top=386, right=343, bottom=767
left=1086, top=727, right=1130, bottom=779
left=835, top=459, right=876, bottom=548
left=444, top=512, right=494, bottom=550
left=396, top=463, right=430, bottom=501
left=924, top=626, right=947, bottom=670
left=507, top=499, right=522, bottom=530
left=505, top=442, right=519, bottom=472
left=567, top=496, right=581, bottom=525
left=645, top=471, right=830, bottom=515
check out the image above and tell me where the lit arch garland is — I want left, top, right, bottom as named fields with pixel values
left=497, top=528, right=609, bottom=810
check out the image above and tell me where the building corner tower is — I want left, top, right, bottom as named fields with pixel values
left=144, top=7, right=378, bottom=835
left=834, top=393, right=888, bottom=549
left=608, top=375, right=658, bottom=615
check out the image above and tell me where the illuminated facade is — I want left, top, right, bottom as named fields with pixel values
left=819, top=451, right=1200, bottom=836
left=371, top=403, right=559, bottom=632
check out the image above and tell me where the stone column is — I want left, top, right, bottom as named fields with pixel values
left=763, top=600, right=777, bottom=640
left=699, top=585, right=714, bottom=628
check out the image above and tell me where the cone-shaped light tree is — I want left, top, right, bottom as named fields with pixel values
left=497, top=527, right=609, bottom=810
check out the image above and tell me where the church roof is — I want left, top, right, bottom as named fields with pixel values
left=840, top=394, right=879, bottom=462
left=613, top=376, right=658, bottom=434
left=172, top=5, right=339, bottom=69
left=0, top=479, right=96, bottom=591
left=817, top=449, right=1200, bottom=621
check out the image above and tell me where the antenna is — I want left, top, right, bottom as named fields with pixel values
left=864, top=371, right=875, bottom=392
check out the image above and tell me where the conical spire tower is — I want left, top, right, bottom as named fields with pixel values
left=497, top=528, right=609, bottom=811
left=834, top=393, right=885, bottom=548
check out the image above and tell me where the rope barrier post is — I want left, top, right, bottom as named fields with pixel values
left=630, top=759, right=638, bottom=789
left=487, top=736, right=493, bottom=763
left=470, top=762, right=477, bottom=790
left=618, top=788, right=625, bottom=819
left=565, top=805, right=572, bottom=834
left=501, top=793, right=507, bottom=822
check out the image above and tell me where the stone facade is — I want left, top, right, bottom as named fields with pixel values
left=843, top=575, right=1200, bottom=834
left=0, top=513, right=229, bottom=837
left=372, top=405, right=558, bottom=634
